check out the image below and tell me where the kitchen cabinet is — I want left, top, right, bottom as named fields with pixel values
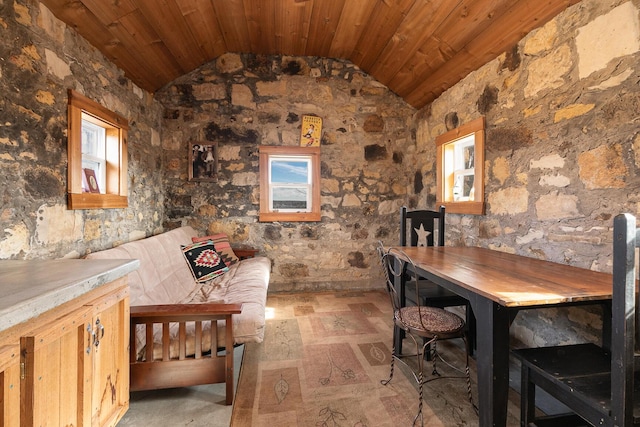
left=0, top=259, right=137, bottom=427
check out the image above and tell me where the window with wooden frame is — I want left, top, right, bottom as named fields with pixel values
left=67, top=89, right=128, bottom=209
left=259, top=146, right=321, bottom=222
left=436, top=117, right=485, bottom=215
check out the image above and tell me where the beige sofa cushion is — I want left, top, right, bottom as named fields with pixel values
left=86, top=226, right=202, bottom=306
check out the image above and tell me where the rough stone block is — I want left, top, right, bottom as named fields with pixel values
left=535, top=192, right=579, bottom=220
left=488, top=187, right=528, bottom=215
left=578, top=144, right=626, bottom=189
left=553, top=103, right=595, bottom=122
left=524, top=44, right=571, bottom=98
left=576, top=1, right=640, bottom=79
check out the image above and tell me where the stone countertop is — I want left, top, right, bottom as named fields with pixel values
left=0, top=258, right=139, bottom=332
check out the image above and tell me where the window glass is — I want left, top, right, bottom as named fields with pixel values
left=81, top=118, right=106, bottom=192
left=269, top=158, right=312, bottom=212
left=259, top=146, right=320, bottom=222
left=449, top=134, right=475, bottom=202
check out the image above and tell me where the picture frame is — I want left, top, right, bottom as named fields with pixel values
left=82, top=168, right=100, bottom=193
left=300, top=115, right=322, bottom=147
left=189, top=141, right=218, bottom=181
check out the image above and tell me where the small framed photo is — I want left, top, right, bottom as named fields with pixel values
left=189, top=141, right=218, bottom=181
left=82, top=168, right=100, bottom=193
left=300, top=115, right=322, bottom=147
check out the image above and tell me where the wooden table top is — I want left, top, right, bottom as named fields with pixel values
left=392, top=246, right=613, bottom=307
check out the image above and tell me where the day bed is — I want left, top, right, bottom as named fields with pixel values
left=85, top=226, right=270, bottom=404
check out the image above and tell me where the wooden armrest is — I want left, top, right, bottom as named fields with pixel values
left=130, top=303, right=243, bottom=323
left=232, top=247, right=259, bottom=259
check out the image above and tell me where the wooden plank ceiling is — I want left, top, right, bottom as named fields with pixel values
left=40, top=0, right=580, bottom=109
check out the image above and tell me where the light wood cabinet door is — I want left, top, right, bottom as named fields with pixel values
left=1, top=344, right=22, bottom=427
left=88, top=285, right=129, bottom=427
left=0, top=278, right=130, bottom=427
left=20, top=305, right=93, bottom=427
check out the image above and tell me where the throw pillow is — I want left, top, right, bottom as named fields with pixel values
left=192, top=233, right=240, bottom=266
left=181, top=241, right=229, bottom=283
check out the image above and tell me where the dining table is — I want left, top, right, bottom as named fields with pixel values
left=389, top=246, right=613, bottom=427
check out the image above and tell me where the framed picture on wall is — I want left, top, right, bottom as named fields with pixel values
left=189, top=141, right=218, bottom=182
left=300, top=115, right=322, bottom=147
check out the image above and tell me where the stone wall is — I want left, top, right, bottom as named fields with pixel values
left=156, top=55, right=417, bottom=291
left=0, top=1, right=164, bottom=259
left=414, top=0, right=640, bottom=346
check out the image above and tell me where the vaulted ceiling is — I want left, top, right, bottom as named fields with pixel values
left=40, top=0, right=580, bottom=109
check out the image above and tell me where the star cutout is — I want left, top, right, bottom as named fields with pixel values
left=414, top=224, right=431, bottom=246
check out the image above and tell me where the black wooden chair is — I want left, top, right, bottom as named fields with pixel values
left=514, top=213, right=640, bottom=427
left=398, top=206, right=476, bottom=356
left=377, top=241, right=475, bottom=426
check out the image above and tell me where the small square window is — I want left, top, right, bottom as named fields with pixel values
left=259, top=146, right=321, bottom=222
left=436, top=117, right=485, bottom=215
left=67, top=90, right=128, bottom=209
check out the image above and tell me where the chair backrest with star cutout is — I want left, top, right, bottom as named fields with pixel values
left=400, top=206, right=445, bottom=247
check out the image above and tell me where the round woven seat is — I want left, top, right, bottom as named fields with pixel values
left=396, top=306, right=465, bottom=338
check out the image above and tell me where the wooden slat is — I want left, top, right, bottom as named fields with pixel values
left=195, top=321, right=202, bottom=359
left=214, top=0, right=252, bottom=52
left=211, top=321, right=217, bottom=355
left=433, top=0, right=513, bottom=53
left=179, top=322, right=187, bottom=360
left=82, top=0, right=182, bottom=87
left=78, top=0, right=137, bottom=26
left=328, top=0, right=377, bottom=58
left=305, top=0, right=344, bottom=57
left=244, top=0, right=276, bottom=54
left=369, top=0, right=458, bottom=86
left=389, top=0, right=511, bottom=97
left=275, top=0, right=314, bottom=56
left=116, top=9, right=185, bottom=80
left=175, top=0, right=228, bottom=58
left=145, top=323, right=153, bottom=362
left=349, top=0, right=417, bottom=73
left=135, top=0, right=208, bottom=71
left=162, top=322, right=170, bottom=361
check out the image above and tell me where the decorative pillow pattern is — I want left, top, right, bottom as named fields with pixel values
left=181, top=241, right=229, bottom=282
left=192, top=233, right=240, bottom=266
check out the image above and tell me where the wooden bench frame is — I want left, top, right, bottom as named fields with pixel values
left=515, top=213, right=639, bottom=426
left=129, top=303, right=243, bottom=405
